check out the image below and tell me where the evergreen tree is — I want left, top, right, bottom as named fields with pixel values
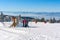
left=1, top=12, right=4, bottom=22
left=49, top=18, right=53, bottom=23
left=40, top=18, right=45, bottom=22
left=52, top=18, right=56, bottom=23
left=49, top=18, right=56, bottom=23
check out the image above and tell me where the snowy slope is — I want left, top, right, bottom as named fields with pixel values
left=0, top=22, right=60, bottom=40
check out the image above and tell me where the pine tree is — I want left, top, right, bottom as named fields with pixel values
left=40, top=18, right=45, bottom=22
left=52, top=18, right=56, bottom=23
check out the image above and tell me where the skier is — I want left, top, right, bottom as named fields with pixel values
left=23, top=18, right=28, bottom=27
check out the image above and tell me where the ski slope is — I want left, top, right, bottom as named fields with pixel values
left=0, top=22, right=60, bottom=40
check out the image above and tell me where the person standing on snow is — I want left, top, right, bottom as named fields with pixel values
left=23, top=18, right=28, bottom=27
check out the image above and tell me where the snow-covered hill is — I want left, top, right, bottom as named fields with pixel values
left=0, top=22, right=60, bottom=40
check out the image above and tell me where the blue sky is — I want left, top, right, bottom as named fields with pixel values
left=0, top=0, right=60, bottom=12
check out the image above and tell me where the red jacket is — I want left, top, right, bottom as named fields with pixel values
left=23, top=19, right=27, bottom=24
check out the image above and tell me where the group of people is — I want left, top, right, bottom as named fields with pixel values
left=10, top=16, right=28, bottom=27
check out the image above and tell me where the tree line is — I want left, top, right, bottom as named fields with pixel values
left=33, top=17, right=60, bottom=23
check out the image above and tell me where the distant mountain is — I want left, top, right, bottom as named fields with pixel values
left=0, top=11, right=60, bottom=19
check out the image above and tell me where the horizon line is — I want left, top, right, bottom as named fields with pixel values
left=0, top=11, right=60, bottom=13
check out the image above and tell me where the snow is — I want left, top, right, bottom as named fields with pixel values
left=0, top=22, right=60, bottom=40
